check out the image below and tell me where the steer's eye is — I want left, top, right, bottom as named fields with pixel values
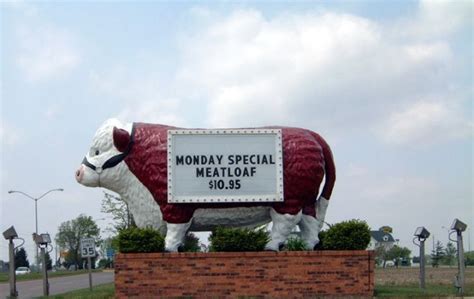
left=95, top=150, right=100, bottom=156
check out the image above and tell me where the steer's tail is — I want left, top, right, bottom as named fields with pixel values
left=318, top=136, right=336, bottom=200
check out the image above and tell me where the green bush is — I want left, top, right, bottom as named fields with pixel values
left=209, top=227, right=270, bottom=252
left=118, top=227, right=165, bottom=253
left=182, top=233, right=201, bottom=252
left=285, top=236, right=308, bottom=251
left=98, top=258, right=112, bottom=268
left=314, top=230, right=327, bottom=250
left=320, top=219, right=371, bottom=250
left=466, top=251, right=474, bottom=266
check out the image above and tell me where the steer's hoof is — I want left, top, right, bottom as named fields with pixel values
left=164, top=247, right=178, bottom=253
left=264, top=247, right=278, bottom=252
left=264, top=242, right=280, bottom=252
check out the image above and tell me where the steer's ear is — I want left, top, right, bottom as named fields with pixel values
left=113, top=127, right=130, bottom=152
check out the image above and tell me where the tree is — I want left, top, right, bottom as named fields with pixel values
left=97, top=236, right=118, bottom=268
left=375, top=245, right=411, bottom=268
left=466, top=251, right=474, bottom=266
left=55, top=214, right=100, bottom=270
left=386, top=245, right=411, bottom=267
left=431, top=240, right=445, bottom=268
left=98, top=258, right=112, bottom=269
left=14, top=247, right=30, bottom=268
left=443, top=242, right=457, bottom=267
left=101, top=192, right=135, bottom=232
left=375, top=246, right=389, bottom=267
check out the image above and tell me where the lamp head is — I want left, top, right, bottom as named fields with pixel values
left=451, top=218, right=467, bottom=232
left=33, top=232, right=51, bottom=245
left=414, top=226, right=430, bottom=239
left=41, top=233, right=51, bottom=244
left=3, top=226, right=18, bottom=240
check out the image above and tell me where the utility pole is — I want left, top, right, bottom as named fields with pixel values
left=3, top=226, right=19, bottom=298
left=450, top=219, right=467, bottom=296
left=41, top=246, right=49, bottom=296
left=33, top=233, right=52, bottom=297
left=419, top=238, right=426, bottom=289
left=414, top=226, right=430, bottom=290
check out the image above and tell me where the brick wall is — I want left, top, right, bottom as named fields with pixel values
left=115, top=250, right=374, bottom=297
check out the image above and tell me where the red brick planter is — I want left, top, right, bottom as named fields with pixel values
left=115, top=250, right=374, bottom=297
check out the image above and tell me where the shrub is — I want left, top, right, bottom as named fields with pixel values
left=314, top=230, right=327, bottom=250
left=98, top=258, right=112, bottom=268
left=285, top=236, right=308, bottom=251
left=182, top=233, right=201, bottom=252
left=118, top=227, right=165, bottom=253
left=321, top=219, right=371, bottom=250
left=209, top=227, right=270, bottom=252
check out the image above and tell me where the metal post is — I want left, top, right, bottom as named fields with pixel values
left=41, top=246, right=49, bottom=296
left=468, top=227, right=471, bottom=254
left=55, top=244, right=58, bottom=269
left=432, top=234, right=435, bottom=252
left=88, top=256, right=93, bottom=291
left=419, top=239, right=426, bottom=289
left=456, top=231, right=465, bottom=295
left=9, top=239, right=18, bottom=297
left=35, top=199, right=39, bottom=273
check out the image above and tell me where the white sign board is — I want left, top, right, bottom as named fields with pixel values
left=80, top=238, right=96, bottom=258
left=167, top=129, right=284, bottom=203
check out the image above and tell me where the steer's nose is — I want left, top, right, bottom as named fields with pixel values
left=75, top=166, right=84, bottom=182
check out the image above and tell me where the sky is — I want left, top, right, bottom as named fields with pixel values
left=1, top=0, right=472, bottom=263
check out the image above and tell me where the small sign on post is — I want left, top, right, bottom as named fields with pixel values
left=80, top=238, right=95, bottom=291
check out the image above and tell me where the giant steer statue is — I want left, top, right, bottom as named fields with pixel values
left=76, top=119, right=336, bottom=251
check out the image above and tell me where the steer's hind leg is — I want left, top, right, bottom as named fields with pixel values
left=165, top=220, right=192, bottom=252
left=299, top=196, right=330, bottom=249
left=264, top=208, right=302, bottom=251
left=299, top=215, right=322, bottom=250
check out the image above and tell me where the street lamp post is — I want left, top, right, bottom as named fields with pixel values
left=8, top=188, right=64, bottom=272
left=414, top=226, right=430, bottom=289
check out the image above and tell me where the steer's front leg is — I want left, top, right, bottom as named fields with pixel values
left=165, top=220, right=192, bottom=252
left=265, top=209, right=302, bottom=251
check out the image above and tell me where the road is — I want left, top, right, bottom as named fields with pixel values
left=0, top=271, right=114, bottom=298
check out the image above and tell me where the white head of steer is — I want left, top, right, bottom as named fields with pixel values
left=75, top=119, right=164, bottom=231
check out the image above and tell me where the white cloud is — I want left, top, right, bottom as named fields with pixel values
left=16, top=23, right=80, bottom=81
left=117, top=99, right=187, bottom=126
left=89, top=5, right=470, bottom=144
left=416, top=0, right=473, bottom=38
left=176, top=8, right=467, bottom=143
left=379, top=99, right=472, bottom=145
left=90, top=70, right=187, bottom=126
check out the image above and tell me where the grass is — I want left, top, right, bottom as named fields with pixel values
left=33, top=281, right=472, bottom=298
left=0, top=269, right=103, bottom=283
left=375, top=283, right=473, bottom=297
left=35, top=283, right=115, bottom=299
left=375, top=266, right=474, bottom=297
